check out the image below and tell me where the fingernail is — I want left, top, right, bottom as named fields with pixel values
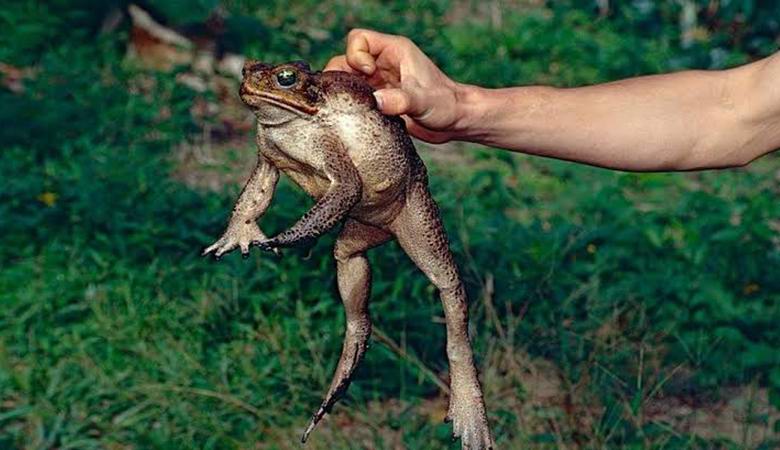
left=361, top=64, right=373, bottom=73
left=373, top=91, right=383, bottom=110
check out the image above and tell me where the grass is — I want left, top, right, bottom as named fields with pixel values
left=1, top=1, right=779, bottom=449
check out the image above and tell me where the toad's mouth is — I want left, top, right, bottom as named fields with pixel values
left=240, top=86, right=317, bottom=116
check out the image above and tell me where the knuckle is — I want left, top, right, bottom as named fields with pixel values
left=398, top=92, right=412, bottom=110
left=397, top=35, right=413, bottom=47
left=387, top=91, right=410, bottom=113
left=347, top=28, right=365, bottom=40
left=346, top=29, right=360, bottom=43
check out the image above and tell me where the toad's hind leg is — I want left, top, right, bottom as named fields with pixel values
left=389, top=181, right=494, bottom=450
left=301, top=219, right=391, bottom=443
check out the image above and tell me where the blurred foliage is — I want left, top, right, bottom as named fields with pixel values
left=0, top=0, right=778, bottom=449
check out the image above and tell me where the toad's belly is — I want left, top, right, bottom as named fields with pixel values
left=281, top=167, right=330, bottom=199
left=278, top=159, right=409, bottom=227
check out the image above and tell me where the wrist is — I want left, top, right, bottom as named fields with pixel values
left=450, top=82, right=491, bottom=142
left=230, top=212, right=259, bottom=225
left=450, top=84, right=561, bottom=150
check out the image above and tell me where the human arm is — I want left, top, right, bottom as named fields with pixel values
left=326, top=29, right=780, bottom=171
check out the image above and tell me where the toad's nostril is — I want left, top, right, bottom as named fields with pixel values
left=242, top=59, right=257, bottom=77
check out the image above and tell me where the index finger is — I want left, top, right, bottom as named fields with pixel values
left=345, top=28, right=399, bottom=75
left=323, top=55, right=356, bottom=72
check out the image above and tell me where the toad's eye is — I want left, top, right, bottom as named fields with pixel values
left=276, top=69, right=297, bottom=87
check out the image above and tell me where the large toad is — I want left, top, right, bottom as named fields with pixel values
left=203, top=60, right=494, bottom=449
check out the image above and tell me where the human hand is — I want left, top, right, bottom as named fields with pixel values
left=325, top=29, right=469, bottom=143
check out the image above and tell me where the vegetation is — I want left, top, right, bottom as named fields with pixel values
left=1, top=1, right=778, bottom=448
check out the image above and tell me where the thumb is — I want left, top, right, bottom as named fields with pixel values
left=373, top=87, right=431, bottom=118
left=373, top=88, right=412, bottom=115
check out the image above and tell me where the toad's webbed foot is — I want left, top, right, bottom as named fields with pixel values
left=301, top=220, right=391, bottom=443
left=447, top=363, right=494, bottom=450
left=301, top=321, right=370, bottom=443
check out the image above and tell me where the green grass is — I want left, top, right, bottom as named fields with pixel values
left=1, top=1, right=779, bottom=449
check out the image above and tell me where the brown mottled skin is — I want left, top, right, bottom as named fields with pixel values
left=203, top=60, right=494, bottom=449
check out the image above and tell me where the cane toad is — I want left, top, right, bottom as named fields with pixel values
left=203, top=60, right=494, bottom=449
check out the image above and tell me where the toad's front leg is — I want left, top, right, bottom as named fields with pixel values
left=255, top=138, right=362, bottom=252
left=203, top=156, right=279, bottom=259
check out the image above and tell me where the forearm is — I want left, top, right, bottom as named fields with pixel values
left=230, top=159, right=279, bottom=223
left=454, top=54, right=780, bottom=171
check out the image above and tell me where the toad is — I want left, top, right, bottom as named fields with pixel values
left=203, top=60, right=494, bottom=449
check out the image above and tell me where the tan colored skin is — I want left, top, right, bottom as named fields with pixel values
left=202, top=60, right=494, bottom=449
